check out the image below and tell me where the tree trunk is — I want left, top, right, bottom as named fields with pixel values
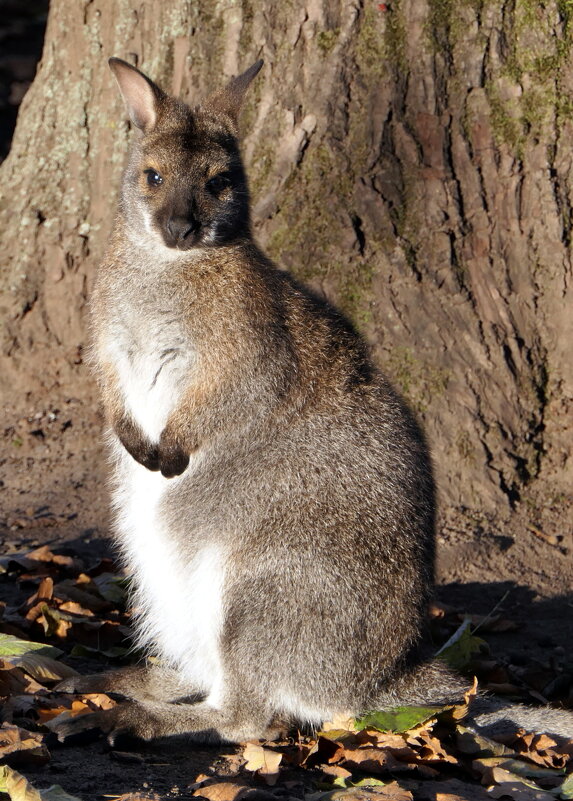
left=2, top=0, right=572, bottom=537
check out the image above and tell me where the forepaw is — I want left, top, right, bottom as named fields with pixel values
left=158, top=438, right=190, bottom=478
left=138, top=446, right=160, bottom=472
left=114, top=416, right=160, bottom=471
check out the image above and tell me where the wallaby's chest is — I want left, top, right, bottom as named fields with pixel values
left=105, top=299, right=194, bottom=443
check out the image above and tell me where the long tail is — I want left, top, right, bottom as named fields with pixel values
left=375, top=659, right=573, bottom=740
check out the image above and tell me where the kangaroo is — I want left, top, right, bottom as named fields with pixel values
left=56, top=58, right=572, bottom=744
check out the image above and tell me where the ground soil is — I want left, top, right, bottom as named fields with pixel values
left=1, top=389, right=572, bottom=800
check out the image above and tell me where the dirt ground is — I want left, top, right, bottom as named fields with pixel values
left=1, top=385, right=572, bottom=799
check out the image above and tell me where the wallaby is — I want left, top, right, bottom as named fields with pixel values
left=56, top=58, right=572, bottom=744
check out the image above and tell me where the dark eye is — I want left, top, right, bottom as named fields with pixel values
left=206, top=173, right=231, bottom=194
left=144, top=169, right=163, bottom=187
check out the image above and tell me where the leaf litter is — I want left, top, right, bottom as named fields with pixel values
left=0, top=545, right=571, bottom=800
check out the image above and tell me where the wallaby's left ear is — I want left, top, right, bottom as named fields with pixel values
left=109, top=57, right=166, bottom=132
left=208, top=60, right=264, bottom=123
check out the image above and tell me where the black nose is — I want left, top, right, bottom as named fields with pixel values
left=165, top=216, right=199, bottom=245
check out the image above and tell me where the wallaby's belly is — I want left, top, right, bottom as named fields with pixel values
left=112, top=443, right=225, bottom=702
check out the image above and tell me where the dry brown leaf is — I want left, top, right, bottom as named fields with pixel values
left=322, top=712, right=357, bottom=732
left=406, top=731, right=458, bottom=765
left=320, top=765, right=353, bottom=780
left=192, top=782, right=249, bottom=801
left=36, top=698, right=94, bottom=724
left=315, top=783, right=413, bottom=801
left=490, top=730, right=573, bottom=770
left=486, top=768, right=557, bottom=800
left=361, top=732, right=409, bottom=750
left=36, top=607, right=72, bottom=639
left=25, top=546, right=79, bottom=571
left=338, top=746, right=412, bottom=775
left=82, top=693, right=117, bottom=711
left=57, top=601, right=95, bottom=617
left=51, top=580, right=110, bottom=613
left=25, top=578, right=54, bottom=606
left=25, top=603, right=50, bottom=623
left=0, top=723, right=50, bottom=766
left=305, top=735, right=346, bottom=766
left=450, top=676, right=478, bottom=721
left=42, top=700, right=96, bottom=731
left=0, top=660, right=46, bottom=695
left=242, top=743, right=282, bottom=784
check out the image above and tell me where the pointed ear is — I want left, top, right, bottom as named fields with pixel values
left=208, top=60, right=264, bottom=123
left=108, top=57, right=165, bottom=132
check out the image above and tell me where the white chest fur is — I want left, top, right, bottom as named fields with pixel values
left=105, top=310, right=194, bottom=444
left=112, top=446, right=226, bottom=705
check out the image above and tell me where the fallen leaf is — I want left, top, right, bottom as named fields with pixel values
left=25, top=578, right=54, bottom=606
left=354, top=706, right=445, bottom=734
left=320, top=765, right=353, bottom=781
left=0, top=764, right=82, bottom=801
left=308, top=782, right=413, bottom=801
left=0, top=661, right=46, bottom=695
left=104, top=795, right=161, bottom=801
left=0, top=634, right=62, bottom=660
left=455, top=726, right=514, bottom=757
left=24, top=546, right=79, bottom=571
left=485, top=767, right=557, bottom=800
left=42, top=701, right=95, bottom=731
left=505, top=732, right=573, bottom=770
left=82, top=693, right=117, bottom=710
left=192, top=782, right=249, bottom=801
left=242, top=743, right=282, bottom=784
left=51, top=580, right=110, bottom=613
left=69, top=644, right=129, bottom=660
left=322, top=713, right=357, bottom=732
left=338, top=746, right=417, bottom=775
left=436, top=620, right=488, bottom=671
left=0, top=724, right=50, bottom=766
left=473, top=756, right=565, bottom=782
left=57, top=601, right=95, bottom=617
left=406, top=731, right=458, bottom=765
left=93, top=573, right=128, bottom=604
left=7, top=654, right=78, bottom=683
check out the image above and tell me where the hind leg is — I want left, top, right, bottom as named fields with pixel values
left=54, top=683, right=278, bottom=745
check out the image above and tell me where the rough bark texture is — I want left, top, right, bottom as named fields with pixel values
left=1, top=0, right=572, bottom=537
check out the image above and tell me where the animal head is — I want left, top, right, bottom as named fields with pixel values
left=109, top=57, right=263, bottom=253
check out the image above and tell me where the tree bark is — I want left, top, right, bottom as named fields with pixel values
left=1, top=0, right=572, bottom=531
